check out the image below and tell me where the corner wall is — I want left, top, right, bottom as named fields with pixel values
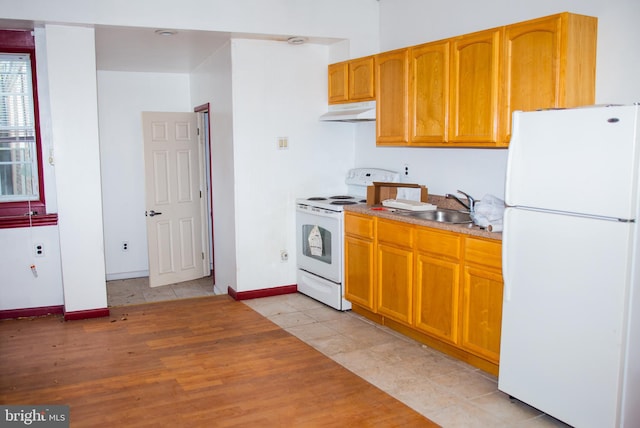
left=45, top=24, right=107, bottom=313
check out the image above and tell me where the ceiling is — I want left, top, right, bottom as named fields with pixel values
left=0, top=19, right=338, bottom=73
left=94, top=26, right=230, bottom=73
left=95, top=26, right=337, bottom=73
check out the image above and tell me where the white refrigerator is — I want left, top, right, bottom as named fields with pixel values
left=499, top=104, right=640, bottom=428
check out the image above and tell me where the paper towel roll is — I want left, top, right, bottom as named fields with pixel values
left=487, top=223, right=503, bottom=232
left=396, top=187, right=421, bottom=201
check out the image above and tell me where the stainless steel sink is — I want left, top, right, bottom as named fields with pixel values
left=396, top=209, right=473, bottom=224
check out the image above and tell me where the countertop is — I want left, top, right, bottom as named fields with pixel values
left=344, top=194, right=502, bottom=241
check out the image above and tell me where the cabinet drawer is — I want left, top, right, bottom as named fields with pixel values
left=465, top=237, right=502, bottom=269
left=377, top=219, right=413, bottom=248
left=416, top=228, right=461, bottom=259
left=345, top=213, right=375, bottom=239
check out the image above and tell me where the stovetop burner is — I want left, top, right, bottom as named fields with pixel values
left=329, top=195, right=355, bottom=200
left=331, top=200, right=358, bottom=205
left=307, top=197, right=328, bottom=201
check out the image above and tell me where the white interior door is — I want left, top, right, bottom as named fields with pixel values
left=142, top=112, right=208, bottom=287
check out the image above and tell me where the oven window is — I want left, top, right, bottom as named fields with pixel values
left=301, top=224, right=332, bottom=264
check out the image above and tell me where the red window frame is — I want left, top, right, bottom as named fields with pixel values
left=0, top=29, right=56, bottom=228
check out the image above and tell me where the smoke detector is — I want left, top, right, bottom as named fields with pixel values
left=287, top=36, right=307, bottom=45
left=155, top=29, right=177, bottom=37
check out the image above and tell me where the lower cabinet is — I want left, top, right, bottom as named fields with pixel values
left=344, top=212, right=504, bottom=375
left=377, top=219, right=414, bottom=325
left=415, top=228, right=462, bottom=345
left=461, top=237, right=503, bottom=363
left=344, top=213, right=375, bottom=310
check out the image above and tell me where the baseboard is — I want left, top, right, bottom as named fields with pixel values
left=64, top=307, right=110, bottom=321
left=228, top=284, right=297, bottom=301
left=105, top=270, right=149, bottom=281
left=0, top=305, right=64, bottom=320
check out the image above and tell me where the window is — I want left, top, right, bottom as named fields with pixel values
left=0, top=53, right=39, bottom=202
left=0, top=30, right=55, bottom=227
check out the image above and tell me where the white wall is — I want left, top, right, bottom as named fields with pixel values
left=189, top=42, right=237, bottom=294
left=355, top=0, right=640, bottom=201
left=97, top=71, right=192, bottom=279
left=229, top=39, right=356, bottom=293
left=0, top=226, right=63, bottom=310
left=44, top=24, right=107, bottom=313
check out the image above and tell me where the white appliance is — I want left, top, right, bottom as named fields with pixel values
left=296, top=168, right=399, bottom=310
left=500, top=104, right=640, bottom=428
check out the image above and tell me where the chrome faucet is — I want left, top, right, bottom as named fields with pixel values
left=445, top=190, right=476, bottom=213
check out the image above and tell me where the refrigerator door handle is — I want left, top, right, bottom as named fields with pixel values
left=502, top=208, right=512, bottom=302
left=503, top=112, right=521, bottom=206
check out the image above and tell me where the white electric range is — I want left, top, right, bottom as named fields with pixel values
left=295, top=168, right=400, bottom=310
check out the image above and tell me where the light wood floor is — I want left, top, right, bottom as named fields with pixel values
left=0, top=295, right=438, bottom=427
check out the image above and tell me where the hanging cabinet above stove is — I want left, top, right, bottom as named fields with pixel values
left=326, top=12, right=598, bottom=148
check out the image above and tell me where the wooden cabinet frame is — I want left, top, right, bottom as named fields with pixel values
left=344, top=212, right=504, bottom=375
left=328, top=56, right=375, bottom=104
left=367, top=12, right=597, bottom=147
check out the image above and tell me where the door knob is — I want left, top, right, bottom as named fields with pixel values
left=146, top=210, right=163, bottom=217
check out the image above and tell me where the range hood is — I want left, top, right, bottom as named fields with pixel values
left=319, top=101, right=376, bottom=122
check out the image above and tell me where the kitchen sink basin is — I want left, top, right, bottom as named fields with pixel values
left=396, top=209, right=473, bottom=224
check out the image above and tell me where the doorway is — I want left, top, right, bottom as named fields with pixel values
left=195, top=103, right=215, bottom=283
left=106, top=104, right=215, bottom=307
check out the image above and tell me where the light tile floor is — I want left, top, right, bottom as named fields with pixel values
left=106, top=276, right=216, bottom=306
left=107, top=280, right=569, bottom=428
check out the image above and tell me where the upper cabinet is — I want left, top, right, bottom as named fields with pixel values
left=328, top=62, right=348, bottom=104
left=328, top=56, right=375, bottom=104
left=449, top=28, right=502, bottom=146
left=501, top=13, right=598, bottom=143
left=408, top=40, right=450, bottom=145
left=328, top=12, right=597, bottom=147
left=375, top=49, right=409, bottom=145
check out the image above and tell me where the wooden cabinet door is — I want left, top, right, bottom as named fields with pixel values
left=349, top=56, right=375, bottom=101
left=461, top=265, right=503, bottom=363
left=376, top=49, right=409, bottom=145
left=461, top=237, right=503, bottom=364
left=345, top=235, right=375, bottom=310
left=414, top=228, right=461, bottom=344
left=344, top=213, right=375, bottom=310
left=502, top=16, right=560, bottom=142
left=415, top=254, right=460, bottom=344
left=376, top=220, right=413, bottom=324
left=501, top=13, right=597, bottom=142
left=449, top=28, right=501, bottom=145
left=409, top=40, right=450, bottom=145
left=328, top=62, right=348, bottom=104
left=377, top=243, right=413, bottom=324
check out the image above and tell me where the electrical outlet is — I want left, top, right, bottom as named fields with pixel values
left=34, top=243, right=45, bottom=257
left=280, top=250, right=288, bottom=262
left=404, top=163, right=409, bottom=176
left=122, top=241, right=129, bottom=252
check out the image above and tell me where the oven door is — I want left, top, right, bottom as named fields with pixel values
left=295, top=205, right=342, bottom=284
